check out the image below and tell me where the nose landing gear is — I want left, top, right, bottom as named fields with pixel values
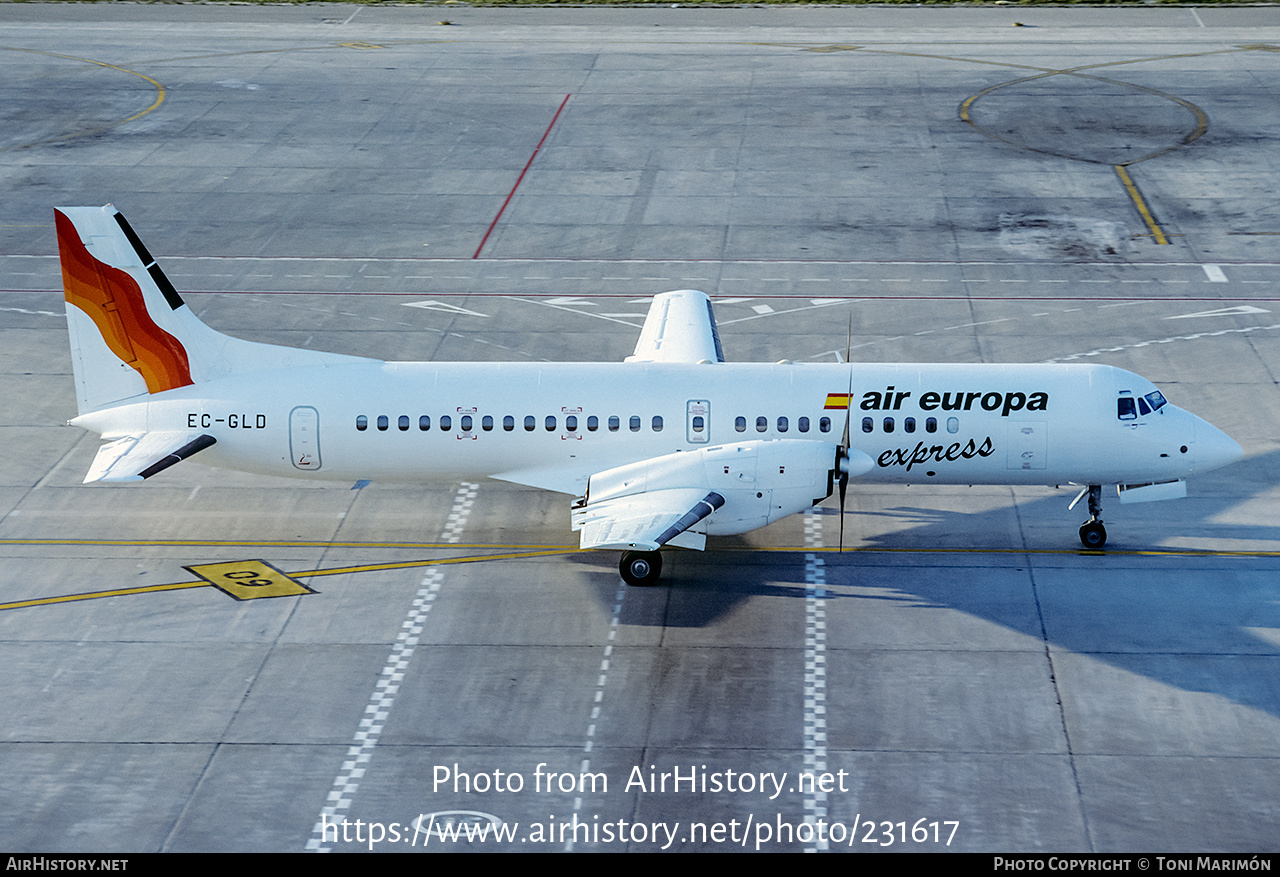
left=1073, top=484, right=1107, bottom=549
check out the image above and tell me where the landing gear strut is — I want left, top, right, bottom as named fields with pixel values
left=1076, top=484, right=1107, bottom=549
left=620, top=550, right=663, bottom=586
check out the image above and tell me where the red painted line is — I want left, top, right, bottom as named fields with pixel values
left=473, top=94, right=571, bottom=260
left=118, top=291, right=1280, bottom=303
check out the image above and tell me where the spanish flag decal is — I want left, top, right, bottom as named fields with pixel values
left=824, top=393, right=853, bottom=410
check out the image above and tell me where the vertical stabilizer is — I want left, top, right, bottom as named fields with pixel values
left=57, top=206, right=195, bottom=413
left=56, top=205, right=375, bottom=415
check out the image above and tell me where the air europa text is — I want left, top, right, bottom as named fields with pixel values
left=859, top=387, right=1049, bottom=417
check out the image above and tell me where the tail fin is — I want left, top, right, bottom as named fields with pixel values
left=57, top=205, right=370, bottom=415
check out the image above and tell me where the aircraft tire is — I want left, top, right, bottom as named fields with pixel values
left=1079, top=521, right=1107, bottom=549
left=620, top=550, right=663, bottom=586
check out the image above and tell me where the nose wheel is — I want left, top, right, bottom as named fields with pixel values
left=1079, top=520, right=1107, bottom=549
left=620, top=550, right=663, bottom=586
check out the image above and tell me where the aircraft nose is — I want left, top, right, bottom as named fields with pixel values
left=1194, top=417, right=1243, bottom=473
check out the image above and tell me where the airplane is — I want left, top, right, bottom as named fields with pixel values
left=56, top=204, right=1243, bottom=586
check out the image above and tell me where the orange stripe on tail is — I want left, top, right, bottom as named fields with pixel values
left=56, top=209, right=193, bottom=394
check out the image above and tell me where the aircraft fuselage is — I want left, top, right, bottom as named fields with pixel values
left=72, top=359, right=1235, bottom=496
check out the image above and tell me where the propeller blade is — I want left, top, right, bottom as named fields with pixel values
left=839, top=334, right=853, bottom=552
left=838, top=460, right=848, bottom=551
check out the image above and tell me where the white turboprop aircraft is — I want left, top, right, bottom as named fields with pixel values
left=57, top=205, right=1242, bottom=585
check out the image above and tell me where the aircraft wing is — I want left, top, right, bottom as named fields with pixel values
left=572, top=488, right=725, bottom=552
left=83, top=431, right=216, bottom=483
left=625, top=290, right=725, bottom=364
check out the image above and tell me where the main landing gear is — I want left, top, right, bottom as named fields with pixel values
left=620, top=550, right=663, bottom=586
left=1075, top=484, right=1107, bottom=549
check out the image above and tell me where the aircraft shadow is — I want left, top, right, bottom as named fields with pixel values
left=587, top=446, right=1280, bottom=722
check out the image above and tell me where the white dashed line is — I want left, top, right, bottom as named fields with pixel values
left=802, top=510, right=829, bottom=853
left=306, top=481, right=479, bottom=852
left=566, top=579, right=627, bottom=852
left=1044, top=324, right=1280, bottom=363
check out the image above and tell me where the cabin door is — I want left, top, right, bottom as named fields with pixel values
left=290, top=405, right=322, bottom=471
left=687, top=400, right=711, bottom=444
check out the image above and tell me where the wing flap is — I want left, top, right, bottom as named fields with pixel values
left=85, top=431, right=216, bottom=483
left=573, top=488, right=724, bottom=551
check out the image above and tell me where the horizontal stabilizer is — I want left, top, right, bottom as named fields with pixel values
left=85, top=432, right=216, bottom=483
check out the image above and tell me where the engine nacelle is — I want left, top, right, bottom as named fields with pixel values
left=583, top=440, right=868, bottom=537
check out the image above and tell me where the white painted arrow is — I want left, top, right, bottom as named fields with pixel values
left=1166, top=305, right=1271, bottom=320
left=403, top=300, right=490, bottom=317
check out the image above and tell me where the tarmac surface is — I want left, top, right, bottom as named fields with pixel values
left=2, top=2, right=1280, bottom=853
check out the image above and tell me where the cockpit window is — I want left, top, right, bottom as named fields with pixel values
left=1119, top=390, right=1166, bottom=421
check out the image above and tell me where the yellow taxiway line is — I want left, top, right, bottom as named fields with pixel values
left=1, top=540, right=1276, bottom=612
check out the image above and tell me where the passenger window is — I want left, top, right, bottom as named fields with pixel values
left=820, top=417, right=831, bottom=433
left=798, top=416, right=809, bottom=433
left=524, top=415, right=535, bottom=432
left=566, top=415, right=577, bottom=432
left=629, top=416, right=641, bottom=432
left=587, top=415, right=598, bottom=431
left=756, top=416, right=767, bottom=433
left=904, top=417, right=916, bottom=434
left=652, top=416, right=663, bottom=432
left=461, top=415, right=473, bottom=431
left=777, top=416, right=788, bottom=433
left=1117, top=397, right=1137, bottom=421
left=692, top=415, right=705, bottom=433
left=883, top=417, right=894, bottom=433
left=482, top=415, right=493, bottom=431
left=377, top=415, right=388, bottom=431
left=503, top=415, right=514, bottom=431
left=946, top=417, right=959, bottom=434
left=862, top=417, right=873, bottom=433
left=925, top=417, right=937, bottom=433
left=419, top=415, right=430, bottom=431
left=356, top=415, right=368, bottom=431
left=735, top=416, right=747, bottom=432
left=398, top=415, right=409, bottom=431
left=545, top=416, right=557, bottom=431
left=609, top=415, right=620, bottom=432
left=440, top=415, right=452, bottom=431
